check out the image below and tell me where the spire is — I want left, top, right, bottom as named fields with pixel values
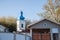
left=20, top=11, right=25, bottom=20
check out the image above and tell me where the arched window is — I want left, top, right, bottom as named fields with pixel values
left=21, top=24, right=23, bottom=28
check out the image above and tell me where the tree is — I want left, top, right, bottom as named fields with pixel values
left=8, top=23, right=16, bottom=32
left=6, top=17, right=16, bottom=24
left=0, top=17, right=17, bottom=32
left=0, top=17, right=8, bottom=27
left=25, top=20, right=31, bottom=26
left=0, top=17, right=31, bottom=32
left=38, top=0, right=60, bottom=23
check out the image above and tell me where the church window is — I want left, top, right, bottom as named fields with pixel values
left=21, top=24, right=23, bottom=28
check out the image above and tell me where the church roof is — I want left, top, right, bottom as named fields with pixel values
left=27, top=18, right=60, bottom=29
left=20, top=11, right=25, bottom=20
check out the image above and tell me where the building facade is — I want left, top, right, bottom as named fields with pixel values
left=28, top=19, right=60, bottom=40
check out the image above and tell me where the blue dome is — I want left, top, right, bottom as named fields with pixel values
left=20, top=11, right=25, bottom=20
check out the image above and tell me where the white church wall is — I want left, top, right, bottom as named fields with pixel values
left=20, top=20, right=26, bottom=30
left=17, top=20, right=20, bottom=31
left=17, top=20, right=26, bottom=32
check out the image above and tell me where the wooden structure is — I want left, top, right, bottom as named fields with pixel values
left=27, top=19, right=60, bottom=40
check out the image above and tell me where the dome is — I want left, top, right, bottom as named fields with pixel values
left=20, top=11, right=25, bottom=20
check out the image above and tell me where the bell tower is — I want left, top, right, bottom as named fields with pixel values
left=17, top=11, right=25, bottom=32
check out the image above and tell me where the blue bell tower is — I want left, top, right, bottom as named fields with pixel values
left=17, top=11, right=26, bottom=32
left=20, top=11, right=25, bottom=20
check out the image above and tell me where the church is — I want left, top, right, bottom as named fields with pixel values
left=17, top=11, right=60, bottom=40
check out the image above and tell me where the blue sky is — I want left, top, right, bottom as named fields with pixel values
left=0, top=0, right=48, bottom=21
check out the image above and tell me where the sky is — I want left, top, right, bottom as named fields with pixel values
left=0, top=0, right=48, bottom=21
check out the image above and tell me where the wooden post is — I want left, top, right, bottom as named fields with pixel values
left=50, top=29, right=53, bottom=40
left=30, top=29, right=32, bottom=37
left=13, top=31, right=16, bottom=40
left=23, top=33, right=26, bottom=40
left=59, top=33, right=60, bottom=40
left=30, top=29, right=32, bottom=40
left=40, top=33, right=42, bottom=40
left=51, top=33, right=53, bottom=40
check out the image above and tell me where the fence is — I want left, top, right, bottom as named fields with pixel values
left=0, top=32, right=31, bottom=40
